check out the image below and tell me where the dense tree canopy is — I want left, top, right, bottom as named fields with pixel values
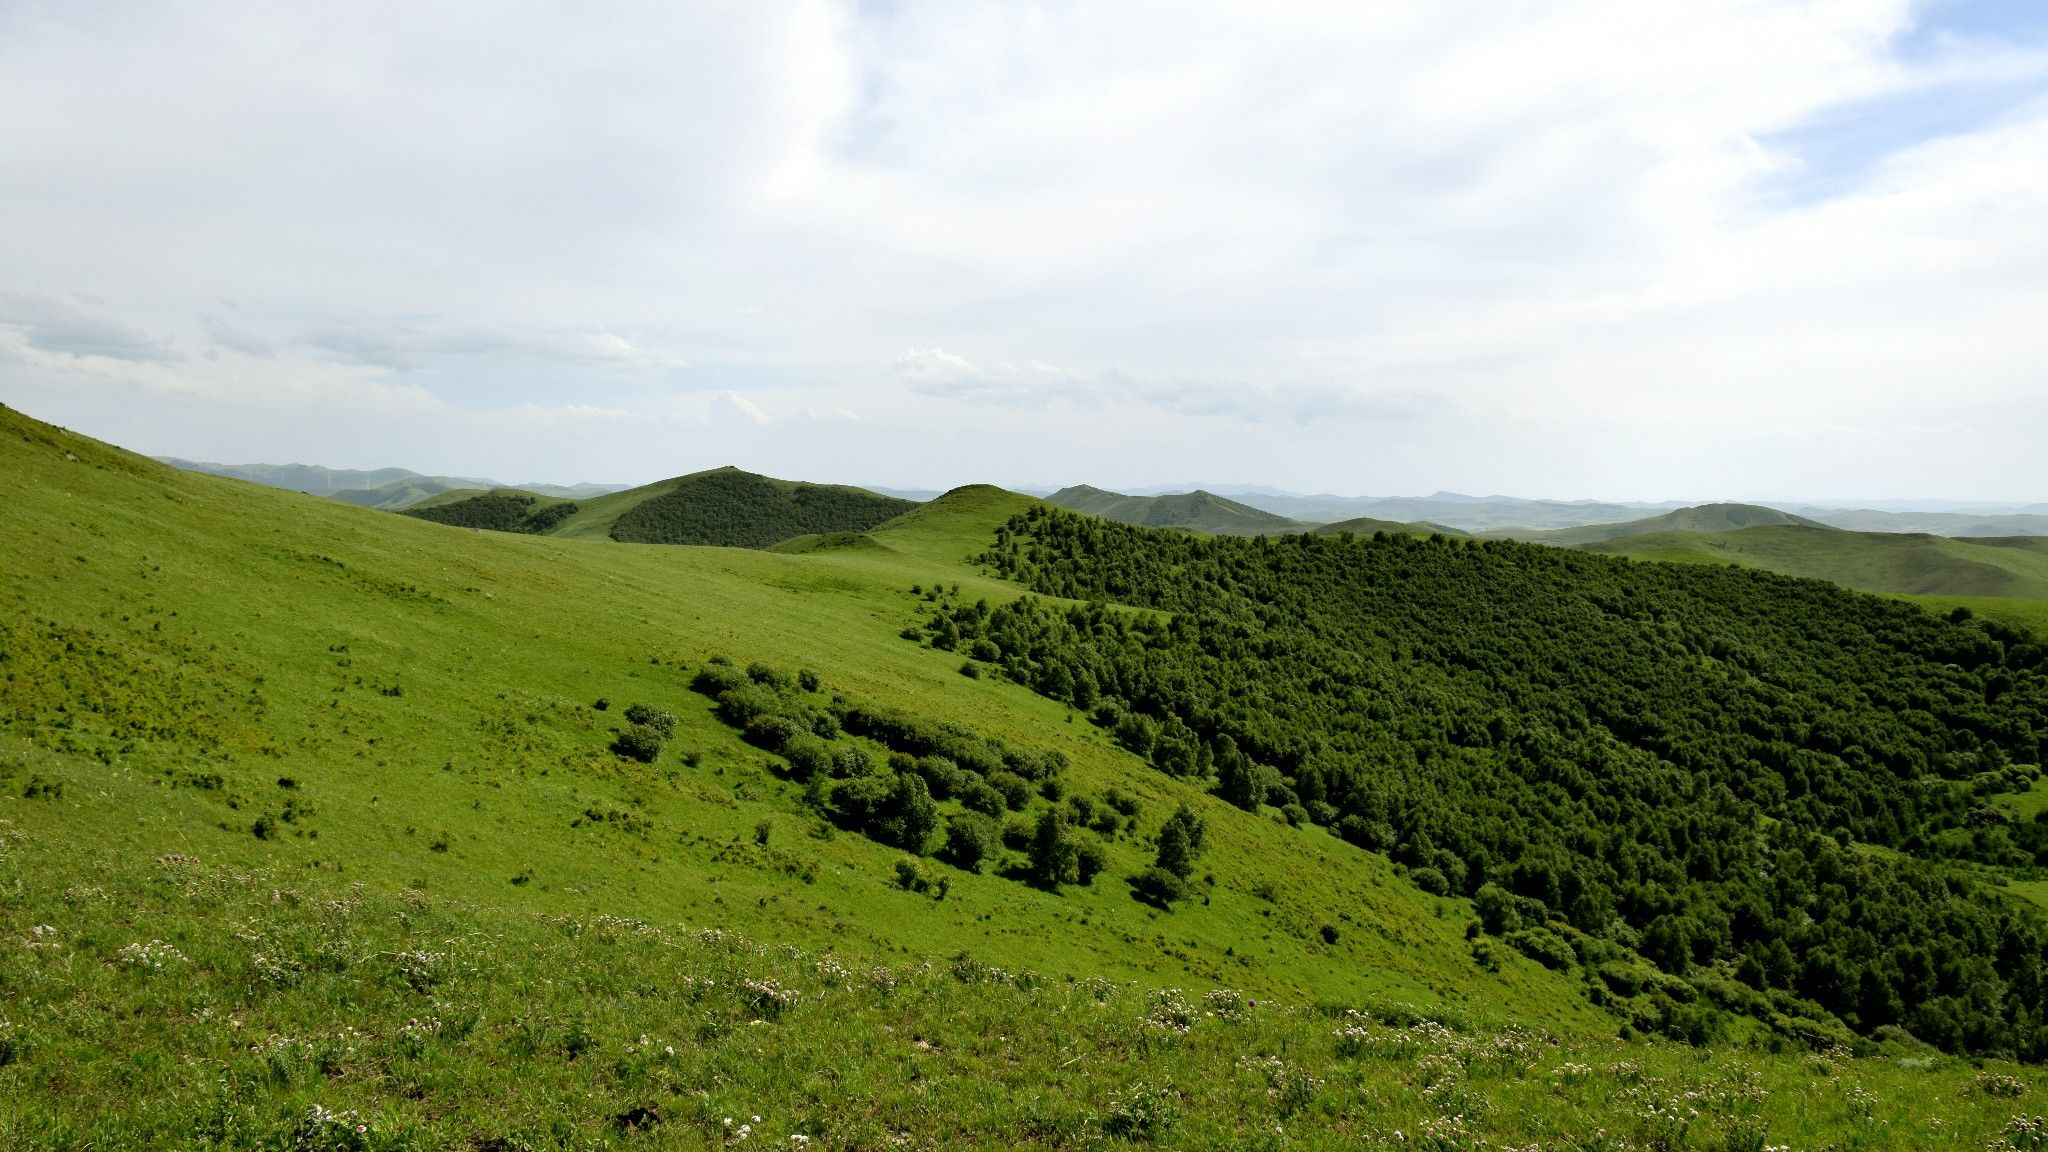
left=933, top=506, right=2048, bottom=1057
left=610, top=470, right=914, bottom=548
left=402, top=492, right=577, bottom=533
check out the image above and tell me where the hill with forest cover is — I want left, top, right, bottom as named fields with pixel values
left=5, top=403, right=2047, bottom=1147
left=1046, top=484, right=1306, bottom=534
left=400, top=488, right=579, bottom=534
left=955, top=504, right=2048, bottom=1058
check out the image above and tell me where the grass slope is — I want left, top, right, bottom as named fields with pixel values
left=1584, top=525, right=2048, bottom=600
left=1311, top=516, right=1467, bottom=538
left=4, top=407, right=2041, bottom=1146
left=1499, top=502, right=1825, bottom=545
left=1047, top=484, right=1305, bottom=535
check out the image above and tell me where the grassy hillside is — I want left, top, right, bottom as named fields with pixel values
left=1312, top=516, right=1467, bottom=538
left=1499, top=502, right=1826, bottom=545
left=5, top=405, right=2044, bottom=1146
left=330, top=476, right=481, bottom=509
left=1585, top=524, right=2048, bottom=600
left=1046, top=484, right=1305, bottom=534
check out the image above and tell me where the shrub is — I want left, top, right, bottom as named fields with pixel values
left=831, top=745, right=877, bottom=778
left=746, top=662, right=793, bottom=690
left=691, top=664, right=749, bottom=697
left=894, top=857, right=947, bottom=898
left=985, top=770, right=1033, bottom=810
left=942, top=813, right=1003, bottom=873
left=1104, top=788, right=1141, bottom=817
left=715, top=685, right=783, bottom=727
left=1409, top=866, right=1450, bottom=896
left=878, top=772, right=940, bottom=854
left=958, top=660, right=981, bottom=679
left=912, top=755, right=964, bottom=799
left=743, top=713, right=807, bottom=753
left=611, top=724, right=666, bottom=763
left=1074, top=835, right=1107, bottom=886
left=798, top=668, right=821, bottom=692
left=622, top=703, right=676, bottom=739
left=780, top=733, right=833, bottom=781
left=956, top=777, right=1007, bottom=817
left=1131, top=866, right=1187, bottom=909
left=1505, top=926, right=1576, bottom=971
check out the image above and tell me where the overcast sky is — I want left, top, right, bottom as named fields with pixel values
left=4, top=1, right=2047, bottom=499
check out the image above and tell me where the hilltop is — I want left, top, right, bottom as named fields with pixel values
left=1496, top=502, right=1828, bottom=545
left=401, top=466, right=920, bottom=549
left=1046, top=484, right=1305, bottom=534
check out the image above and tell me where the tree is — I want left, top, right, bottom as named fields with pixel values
left=880, top=771, right=940, bottom=855
left=1029, top=807, right=1081, bottom=889
left=942, top=812, right=1003, bottom=873
left=1214, top=736, right=1267, bottom=811
left=1155, top=804, right=1206, bottom=880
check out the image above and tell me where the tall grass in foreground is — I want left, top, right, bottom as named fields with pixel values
left=0, top=836, right=2040, bottom=1150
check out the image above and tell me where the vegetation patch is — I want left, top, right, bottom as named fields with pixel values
left=941, top=506, right=2048, bottom=1057
left=608, top=468, right=914, bottom=548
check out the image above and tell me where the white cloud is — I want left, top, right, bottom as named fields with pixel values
left=2, top=2, right=2047, bottom=497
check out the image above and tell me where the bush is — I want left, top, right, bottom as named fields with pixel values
left=956, top=777, right=1007, bottom=817
left=745, top=662, right=793, bottom=690
left=798, top=668, right=821, bottom=692
left=1409, top=866, right=1450, bottom=896
left=1505, top=926, right=1576, bottom=971
left=715, top=685, right=783, bottom=728
left=831, top=745, right=877, bottom=778
left=743, top=713, right=807, bottom=753
left=1074, top=835, right=1107, bottom=886
left=958, top=661, right=981, bottom=679
left=1131, top=866, right=1188, bottom=908
left=894, top=857, right=948, bottom=898
left=610, top=724, right=666, bottom=763
left=912, top=755, right=964, bottom=799
left=942, top=813, right=1003, bottom=873
left=690, top=664, right=749, bottom=697
left=985, top=770, right=1033, bottom=810
left=622, top=703, right=676, bottom=739
left=781, top=733, right=833, bottom=781
left=879, top=772, right=940, bottom=854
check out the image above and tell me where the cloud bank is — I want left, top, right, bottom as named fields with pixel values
left=2, top=1, right=2046, bottom=498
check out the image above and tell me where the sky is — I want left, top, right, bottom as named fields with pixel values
left=3, top=1, right=2047, bottom=501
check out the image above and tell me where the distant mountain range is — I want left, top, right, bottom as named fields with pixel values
left=155, top=458, right=628, bottom=509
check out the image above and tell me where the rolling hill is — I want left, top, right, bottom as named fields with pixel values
left=6, top=404, right=2044, bottom=1146
left=1582, top=524, right=2048, bottom=599
left=396, top=466, right=921, bottom=549
left=1494, top=502, right=1826, bottom=545
left=1045, top=484, right=1306, bottom=534
left=1311, top=515, right=1467, bottom=538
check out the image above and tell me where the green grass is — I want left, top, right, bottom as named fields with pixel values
left=1503, top=503, right=1824, bottom=546
left=1587, top=524, right=2048, bottom=600
left=4, top=404, right=2045, bottom=1146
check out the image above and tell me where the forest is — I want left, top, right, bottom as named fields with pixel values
left=608, top=470, right=914, bottom=547
left=401, top=491, right=577, bottom=534
left=927, top=506, right=2048, bottom=1057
